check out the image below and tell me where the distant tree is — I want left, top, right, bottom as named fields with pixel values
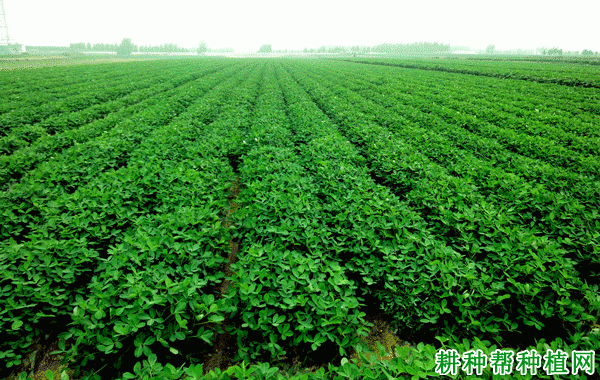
left=581, top=49, right=595, bottom=56
left=197, top=41, right=207, bottom=54
left=486, top=44, right=495, bottom=54
left=70, top=42, right=86, bottom=51
left=117, top=38, right=136, bottom=56
left=548, top=47, right=563, bottom=56
left=258, top=44, right=272, bottom=53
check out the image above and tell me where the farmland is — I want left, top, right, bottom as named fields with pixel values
left=0, top=55, right=157, bottom=72
left=1, top=57, right=599, bottom=380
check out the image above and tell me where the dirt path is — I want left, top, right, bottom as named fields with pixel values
left=203, top=176, right=242, bottom=375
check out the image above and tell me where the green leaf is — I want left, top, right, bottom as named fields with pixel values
left=197, top=329, right=213, bottom=344
left=46, top=370, right=54, bottom=380
left=114, top=324, right=128, bottom=335
left=208, top=314, right=224, bottom=323
left=144, top=336, right=156, bottom=346
left=11, top=320, right=23, bottom=330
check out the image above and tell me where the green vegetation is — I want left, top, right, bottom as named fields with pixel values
left=1, top=57, right=599, bottom=379
left=342, top=57, right=600, bottom=87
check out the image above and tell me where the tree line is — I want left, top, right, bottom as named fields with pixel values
left=70, top=39, right=189, bottom=55
left=70, top=38, right=600, bottom=57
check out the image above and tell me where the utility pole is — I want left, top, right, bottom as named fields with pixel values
left=0, top=0, right=20, bottom=55
left=0, top=0, right=10, bottom=46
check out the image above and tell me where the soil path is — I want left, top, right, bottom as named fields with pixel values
left=203, top=176, right=242, bottom=375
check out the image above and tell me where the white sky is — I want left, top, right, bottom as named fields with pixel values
left=3, top=0, right=599, bottom=52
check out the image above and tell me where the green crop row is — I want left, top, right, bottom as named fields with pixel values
left=0, top=60, right=247, bottom=376
left=57, top=64, right=259, bottom=378
left=343, top=58, right=600, bottom=88
left=297, top=60, right=600, bottom=279
left=0, top=61, right=236, bottom=190
left=282, top=61, right=600, bottom=355
left=227, top=63, right=369, bottom=361
left=0, top=62, right=169, bottom=136
left=0, top=67, right=193, bottom=155
left=0, top=60, right=239, bottom=244
left=0, top=60, right=212, bottom=121
left=338, top=60, right=600, bottom=134
left=0, top=61, right=137, bottom=112
left=17, top=336, right=599, bottom=379
left=363, top=68, right=600, bottom=153
left=329, top=61, right=600, bottom=175
left=1, top=58, right=599, bottom=380
left=273, top=62, right=473, bottom=341
left=317, top=61, right=600, bottom=196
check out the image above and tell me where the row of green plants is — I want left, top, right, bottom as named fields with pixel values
left=0, top=60, right=239, bottom=243
left=422, top=75, right=600, bottom=139
left=0, top=61, right=187, bottom=136
left=226, top=63, right=370, bottom=362
left=0, top=59, right=221, bottom=114
left=394, top=80, right=600, bottom=156
left=22, top=337, right=596, bottom=379
left=282, top=60, right=600, bottom=365
left=337, top=60, right=600, bottom=159
left=467, top=54, right=600, bottom=65
left=0, top=63, right=206, bottom=155
left=340, top=60, right=600, bottom=136
left=300, top=59, right=600, bottom=279
left=343, top=58, right=600, bottom=88
left=391, top=65, right=600, bottom=158
left=52, top=64, right=261, bottom=378
left=317, top=60, right=600, bottom=193
left=272, top=62, right=469, bottom=347
left=0, top=60, right=248, bottom=377
left=0, top=61, right=141, bottom=113
left=2, top=59, right=598, bottom=380
left=0, top=60, right=237, bottom=190
left=297, top=58, right=600, bottom=271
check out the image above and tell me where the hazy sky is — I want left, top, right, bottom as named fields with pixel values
left=3, top=0, right=599, bottom=52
